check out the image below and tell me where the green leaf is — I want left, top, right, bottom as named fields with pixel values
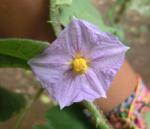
left=0, top=38, right=49, bottom=68
left=0, top=54, right=30, bottom=69
left=59, top=0, right=107, bottom=31
left=34, top=104, right=96, bottom=129
left=59, top=0, right=124, bottom=39
left=0, top=39, right=49, bottom=60
left=0, top=86, right=26, bottom=121
left=56, top=0, right=72, bottom=5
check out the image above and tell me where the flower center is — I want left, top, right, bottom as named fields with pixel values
left=72, top=57, right=88, bottom=74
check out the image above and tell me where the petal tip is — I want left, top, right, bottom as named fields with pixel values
left=125, top=46, right=130, bottom=51
left=59, top=103, right=68, bottom=110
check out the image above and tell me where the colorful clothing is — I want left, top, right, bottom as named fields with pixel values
left=106, top=76, right=150, bottom=129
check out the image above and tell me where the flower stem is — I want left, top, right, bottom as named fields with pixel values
left=83, top=101, right=113, bottom=129
left=49, top=0, right=62, bottom=36
left=13, top=88, right=44, bottom=129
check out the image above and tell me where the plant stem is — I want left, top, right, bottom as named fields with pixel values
left=83, top=101, right=113, bottom=129
left=108, top=0, right=132, bottom=25
left=49, top=0, right=62, bottom=36
left=13, top=88, right=44, bottom=129
left=114, top=0, right=131, bottom=24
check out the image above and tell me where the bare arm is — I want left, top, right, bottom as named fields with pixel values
left=94, top=60, right=137, bottom=112
left=0, top=0, right=54, bottom=41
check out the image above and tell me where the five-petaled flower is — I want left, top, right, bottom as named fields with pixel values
left=28, top=18, right=129, bottom=109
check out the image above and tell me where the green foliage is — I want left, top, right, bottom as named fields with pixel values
left=59, top=0, right=106, bottom=31
left=0, top=86, right=26, bottom=121
left=0, top=39, right=49, bottom=60
left=129, top=0, right=150, bottom=16
left=59, top=0, right=124, bottom=40
left=108, top=0, right=150, bottom=22
left=108, top=0, right=130, bottom=23
left=0, top=54, right=29, bottom=69
left=56, top=0, right=72, bottom=5
left=34, top=104, right=96, bottom=129
left=0, top=39, right=49, bottom=69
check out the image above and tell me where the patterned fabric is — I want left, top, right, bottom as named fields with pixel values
left=106, top=76, right=150, bottom=129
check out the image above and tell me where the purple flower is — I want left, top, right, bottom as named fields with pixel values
left=28, top=18, right=129, bottom=109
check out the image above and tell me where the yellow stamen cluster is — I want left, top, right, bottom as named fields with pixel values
left=72, top=56, right=88, bottom=74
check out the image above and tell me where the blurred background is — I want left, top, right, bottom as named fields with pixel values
left=0, top=0, right=150, bottom=129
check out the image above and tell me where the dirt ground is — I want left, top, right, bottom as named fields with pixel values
left=0, top=0, right=150, bottom=129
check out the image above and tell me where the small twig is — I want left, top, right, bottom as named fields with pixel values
left=83, top=101, right=113, bottom=129
left=13, top=88, right=44, bottom=129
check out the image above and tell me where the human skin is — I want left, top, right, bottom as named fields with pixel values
left=0, top=0, right=55, bottom=41
left=0, top=0, right=137, bottom=113
left=94, top=60, right=137, bottom=112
